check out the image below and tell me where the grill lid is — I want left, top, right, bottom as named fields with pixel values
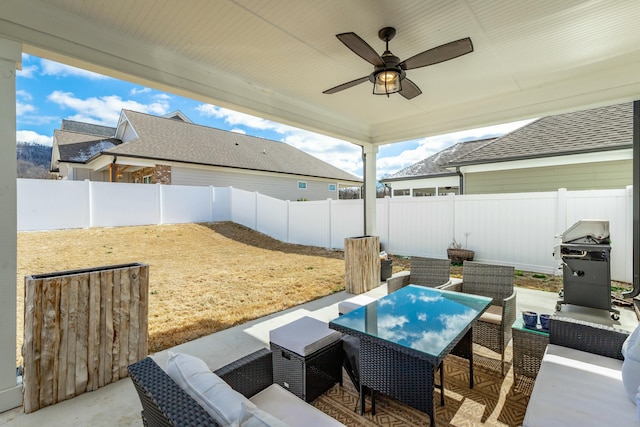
left=558, top=219, right=610, bottom=244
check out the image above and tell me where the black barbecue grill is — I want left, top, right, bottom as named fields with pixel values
left=554, top=220, right=620, bottom=320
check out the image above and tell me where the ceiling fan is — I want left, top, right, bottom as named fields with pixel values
left=323, top=27, right=473, bottom=99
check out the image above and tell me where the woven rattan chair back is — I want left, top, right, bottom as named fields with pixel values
left=409, top=257, right=451, bottom=287
left=461, top=261, right=514, bottom=306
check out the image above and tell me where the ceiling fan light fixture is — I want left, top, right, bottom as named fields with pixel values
left=373, top=69, right=401, bottom=96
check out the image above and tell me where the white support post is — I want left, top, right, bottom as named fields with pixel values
left=363, top=144, right=378, bottom=236
left=0, top=37, right=23, bottom=412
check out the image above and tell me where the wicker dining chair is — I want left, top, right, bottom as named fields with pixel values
left=439, top=261, right=516, bottom=375
left=386, top=256, right=451, bottom=294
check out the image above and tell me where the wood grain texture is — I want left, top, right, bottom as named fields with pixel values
left=344, top=236, right=380, bottom=294
left=22, top=263, right=149, bottom=413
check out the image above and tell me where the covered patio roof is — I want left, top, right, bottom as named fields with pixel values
left=2, top=0, right=640, bottom=146
left=1, top=0, right=640, bottom=413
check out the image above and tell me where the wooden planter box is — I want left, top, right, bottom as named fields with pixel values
left=23, top=263, right=149, bottom=413
left=344, top=236, right=380, bottom=294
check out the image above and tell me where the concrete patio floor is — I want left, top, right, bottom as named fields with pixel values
left=0, top=283, right=637, bottom=426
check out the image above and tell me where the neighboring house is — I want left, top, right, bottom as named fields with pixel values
left=50, top=110, right=362, bottom=201
left=380, top=138, right=494, bottom=197
left=382, top=102, right=633, bottom=196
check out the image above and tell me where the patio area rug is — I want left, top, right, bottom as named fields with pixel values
left=313, top=346, right=533, bottom=426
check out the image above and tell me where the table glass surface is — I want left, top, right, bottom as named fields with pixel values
left=512, top=317, right=550, bottom=336
left=331, top=285, right=491, bottom=358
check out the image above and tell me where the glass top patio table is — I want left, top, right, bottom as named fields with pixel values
left=330, top=285, right=491, bottom=426
left=330, top=285, right=492, bottom=361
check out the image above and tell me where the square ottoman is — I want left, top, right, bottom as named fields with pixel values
left=338, top=294, right=376, bottom=315
left=269, top=316, right=342, bottom=402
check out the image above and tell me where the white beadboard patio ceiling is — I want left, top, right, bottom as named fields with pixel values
left=2, top=0, right=640, bottom=146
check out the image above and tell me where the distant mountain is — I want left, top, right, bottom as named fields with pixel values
left=16, top=142, right=51, bottom=179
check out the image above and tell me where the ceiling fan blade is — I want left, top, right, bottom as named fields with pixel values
left=323, top=76, right=370, bottom=94
left=399, top=78, right=422, bottom=100
left=400, top=37, right=473, bottom=70
left=336, top=32, right=384, bottom=67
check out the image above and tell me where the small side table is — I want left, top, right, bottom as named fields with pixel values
left=512, top=317, right=549, bottom=379
left=269, top=316, right=342, bottom=402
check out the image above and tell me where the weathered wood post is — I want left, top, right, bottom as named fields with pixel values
left=344, top=235, right=380, bottom=294
left=22, top=263, right=148, bottom=413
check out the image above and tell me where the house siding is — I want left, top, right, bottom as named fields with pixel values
left=72, top=167, right=110, bottom=182
left=465, top=159, right=632, bottom=194
left=171, top=166, right=339, bottom=201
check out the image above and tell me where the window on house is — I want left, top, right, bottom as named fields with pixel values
left=413, top=187, right=436, bottom=197
left=143, top=175, right=153, bottom=184
left=328, top=184, right=337, bottom=191
left=298, top=181, right=307, bottom=189
left=393, top=188, right=410, bottom=197
left=438, top=186, right=459, bottom=196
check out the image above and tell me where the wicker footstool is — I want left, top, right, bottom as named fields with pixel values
left=512, top=317, right=549, bottom=379
left=269, top=316, right=343, bottom=402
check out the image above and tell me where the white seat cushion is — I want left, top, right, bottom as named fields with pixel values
left=523, top=344, right=638, bottom=427
left=622, top=323, right=640, bottom=404
left=338, top=295, right=376, bottom=315
left=269, top=316, right=341, bottom=356
left=250, top=384, right=344, bottom=427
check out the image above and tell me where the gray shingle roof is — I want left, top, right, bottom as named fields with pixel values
left=54, top=129, right=121, bottom=163
left=449, top=102, right=633, bottom=166
left=61, top=120, right=116, bottom=137
left=105, top=110, right=361, bottom=182
left=382, top=138, right=494, bottom=181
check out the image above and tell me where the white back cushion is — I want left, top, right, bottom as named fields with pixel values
left=166, top=352, right=252, bottom=425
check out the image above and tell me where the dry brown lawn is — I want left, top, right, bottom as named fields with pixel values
left=16, top=222, right=345, bottom=366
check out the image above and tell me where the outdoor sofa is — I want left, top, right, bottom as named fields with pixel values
left=523, top=316, right=637, bottom=426
left=128, top=347, right=345, bottom=427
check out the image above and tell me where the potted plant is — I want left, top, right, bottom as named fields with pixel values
left=447, top=233, right=475, bottom=263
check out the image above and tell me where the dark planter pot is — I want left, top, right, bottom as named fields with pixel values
left=447, top=248, right=475, bottom=264
left=380, top=259, right=393, bottom=281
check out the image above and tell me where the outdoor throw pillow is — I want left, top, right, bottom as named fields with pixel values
left=166, top=351, right=255, bottom=425
left=622, top=324, right=640, bottom=403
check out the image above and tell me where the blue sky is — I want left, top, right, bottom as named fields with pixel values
left=16, top=54, right=532, bottom=179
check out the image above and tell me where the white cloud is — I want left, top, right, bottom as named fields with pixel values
left=47, top=91, right=170, bottom=125
left=17, top=65, right=38, bottom=79
left=130, top=87, right=151, bottom=96
left=16, top=130, right=53, bottom=146
left=41, top=59, right=109, bottom=80
left=376, top=119, right=535, bottom=179
left=17, top=90, right=32, bottom=101
left=196, top=103, right=532, bottom=180
left=154, top=93, right=171, bottom=100
left=196, top=103, right=362, bottom=175
left=196, top=104, right=294, bottom=134
left=16, top=102, right=35, bottom=116
left=230, top=128, right=247, bottom=134
left=281, top=130, right=362, bottom=177
left=19, top=115, right=58, bottom=126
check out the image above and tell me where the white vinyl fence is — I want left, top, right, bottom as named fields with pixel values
left=17, top=179, right=633, bottom=282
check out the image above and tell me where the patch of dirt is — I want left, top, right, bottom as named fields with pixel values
left=389, top=255, right=632, bottom=296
